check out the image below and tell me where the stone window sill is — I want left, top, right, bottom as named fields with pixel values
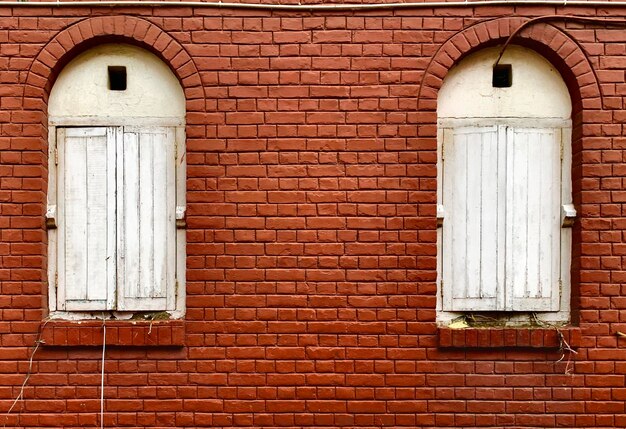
left=41, top=320, right=185, bottom=347
left=438, top=326, right=580, bottom=349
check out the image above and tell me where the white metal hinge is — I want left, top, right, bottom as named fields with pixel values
left=561, top=204, right=576, bottom=227
left=54, top=146, right=58, bottom=165
left=436, top=204, right=445, bottom=227
left=54, top=272, right=58, bottom=289
left=45, top=205, right=57, bottom=229
left=560, top=139, right=564, bottom=161
left=176, top=206, right=186, bottom=229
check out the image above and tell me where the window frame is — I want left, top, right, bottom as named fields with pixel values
left=47, top=117, right=186, bottom=319
left=436, top=117, right=573, bottom=325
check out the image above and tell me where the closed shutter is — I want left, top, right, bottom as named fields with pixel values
left=117, top=127, right=177, bottom=311
left=505, top=127, right=561, bottom=311
left=441, top=126, right=506, bottom=311
left=441, top=125, right=563, bottom=312
left=57, top=127, right=116, bottom=311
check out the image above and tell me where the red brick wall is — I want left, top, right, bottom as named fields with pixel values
left=1, top=6, right=626, bottom=428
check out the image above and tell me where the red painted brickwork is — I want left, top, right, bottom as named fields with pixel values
left=41, top=320, right=186, bottom=347
left=1, top=6, right=626, bottom=428
left=438, top=327, right=582, bottom=349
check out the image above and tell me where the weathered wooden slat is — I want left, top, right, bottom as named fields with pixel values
left=117, top=127, right=174, bottom=311
left=58, top=127, right=113, bottom=311
left=506, top=127, right=561, bottom=311
left=442, top=126, right=501, bottom=312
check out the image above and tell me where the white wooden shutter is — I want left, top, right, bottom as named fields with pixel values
left=441, top=126, right=506, bottom=311
left=117, top=127, right=176, bottom=311
left=505, top=127, right=561, bottom=311
left=57, top=127, right=116, bottom=311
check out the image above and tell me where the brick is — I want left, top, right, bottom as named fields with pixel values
left=0, top=7, right=623, bottom=428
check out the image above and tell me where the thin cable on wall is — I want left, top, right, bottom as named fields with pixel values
left=100, top=316, right=107, bottom=429
left=2, top=318, right=50, bottom=429
left=495, top=15, right=626, bottom=66
left=2, top=0, right=626, bottom=8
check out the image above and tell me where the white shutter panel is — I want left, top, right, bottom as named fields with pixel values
left=442, top=126, right=505, bottom=311
left=505, top=127, right=561, bottom=311
left=57, top=127, right=116, bottom=311
left=117, top=127, right=176, bottom=311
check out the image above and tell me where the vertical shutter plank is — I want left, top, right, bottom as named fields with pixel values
left=139, top=131, right=155, bottom=298
left=465, top=132, right=482, bottom=301
left=506, top=127, right=561, bottom=311
left=480, top=129, right=500, bottom=302
left=506, top=128, right=524, bottom=308
left=106, top=128, right=118, bottom=310
left=547, top=130, right=562, bottom=310
left=441, top=129, right=455, bottom=311
left=54, top=129, right=67, bottom=310
left=558, top=127, right=572, bottom=313
left=508, top=129, right=528, bottom=304
left=446, top=129, right=467, bottom=307
left=527, top=130, right=542, bottom=297
left=450, top=131, right=467, bottom=302
left=118, top=127, right=175, bottom=311
left=442, top=126, right=501, bottom=311
left=173, top=127, right=186, bottom=312
left=64, top=130, right=88, bottom=302
left=536, top=131, right=554, bottom=298
left=496, top=127, right=507, bottom=311
left=166, top=127, right=177, bottom=308
left=59, top=127, right=114, bottom=311
left=86, top=134, right=109, bottom=302
left=150, top=128, right=176, bottom=301
left=120, top=131, right=141, bottom=308
left=152, top=131, right=167, bottom=298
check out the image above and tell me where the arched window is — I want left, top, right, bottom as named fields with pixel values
left=47, top=44, right=186, bottom=317
left=437, top=46, right=573, bottom=324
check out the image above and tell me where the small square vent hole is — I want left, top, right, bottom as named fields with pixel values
left=492, top=64, right=512, bottom=88
left=108, top=66, right=127, bottom=91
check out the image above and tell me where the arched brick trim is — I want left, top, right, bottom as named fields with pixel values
left=24, top=17, right=204, bottom=322
left=422, top=16, right=599, bottom=326
left=23, top=15, right=204, bottom=114
left=418, top=17, right=602, bottom=113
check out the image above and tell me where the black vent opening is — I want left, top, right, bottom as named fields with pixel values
left=108, top=66, right=127, bottom=91
left=492, top=64, right=512, bottom=88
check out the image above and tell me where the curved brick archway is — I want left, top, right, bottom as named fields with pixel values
left=23, top=16, right=205, bottom=322
left=24, top=15, right=204, bottom=113
left=418, top=17, right=602, bottom=113
left=420, top=16, right=601, bottom=327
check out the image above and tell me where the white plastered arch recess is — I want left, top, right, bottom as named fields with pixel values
left=438, top=45, right=571, bottom=119
left=47, top=44, right=186, bottom=319
left=49, top=43, right=185, bottom=125
left=436, top=45, right=573, bottom=326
